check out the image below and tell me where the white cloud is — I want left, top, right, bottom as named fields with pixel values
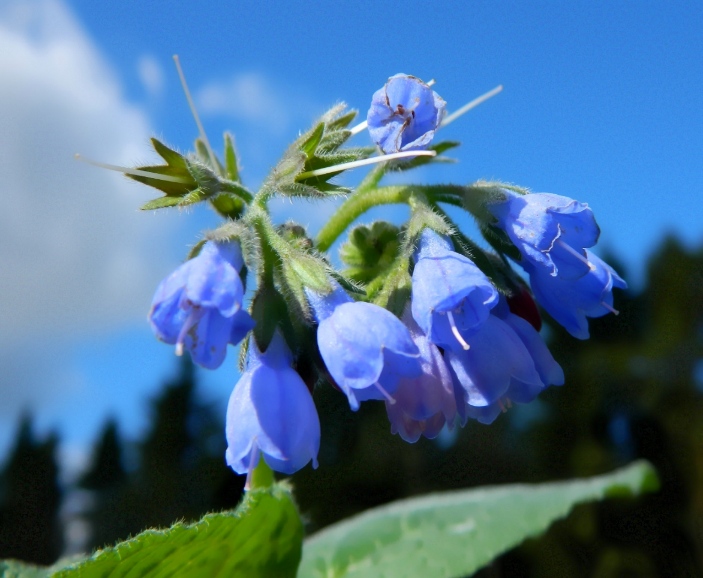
left=196, top=72, right=321, bottom=134
left=137, top=53, right=164, bottom=97
left=0, top=0, right=183, bottom=412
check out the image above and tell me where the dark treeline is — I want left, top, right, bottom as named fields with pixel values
left=1, top=236, right=702, bottom=576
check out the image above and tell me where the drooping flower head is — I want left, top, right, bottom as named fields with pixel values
left=385, top=313, right=457, bottom=443
left=148, top=240, right=255, bottom=369
left=527, top=250, right=628, bottom=339
left=225, top=331, right=320, bottom=483
left=489, top=190, right=601, bottom=280
left=367, top=74, right=446, bottom=154
left=306, top=284, right=422, bottom=411
left=411, top=229, right=499, bottom=351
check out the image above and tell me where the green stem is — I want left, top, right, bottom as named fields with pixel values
left=250, top=458, right=274, bottom=489
left=316, top=186, right=412, bottom=252
left=246, top=206, right=279, bottom=286
left=316, top=185, right=467, bottom=252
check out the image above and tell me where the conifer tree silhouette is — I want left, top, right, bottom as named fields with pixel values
left=80, top=357, right=244, bottom=550
left=0, top=413, right=62, bottom=564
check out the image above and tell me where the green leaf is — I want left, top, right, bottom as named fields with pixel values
left=55, top=483, right=303, bottom=578
left=298, top=460, right=659, bottom=578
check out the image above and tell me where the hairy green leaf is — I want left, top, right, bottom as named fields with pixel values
left=55, top=483, right=303, bottom=578
left=298, top=460, right=658, bottom=578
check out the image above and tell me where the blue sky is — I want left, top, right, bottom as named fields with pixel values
left=1, top=0, right=701, bottom=474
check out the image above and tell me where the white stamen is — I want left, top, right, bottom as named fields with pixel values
left=555, top=239, right=596, bottom=270
left=348, top=120, right=368, bottom=136
left=374, top=382, right=396, bottom=405
left=74, top=154, right=191, bottom=183
left=175, top=307, right=200, bottom=356
left=440, top=85, right=503, bottom=128
left=348, top=79, right=437, bottom=135
left=173, top=55, right=219, bottom=173
left=601, top=301, right=620, bottom=315
left=498, top=398, right=507, bottom=413
left=297, top=150, right=435, bottom=179
left=446, top=310, right=470, bottom=350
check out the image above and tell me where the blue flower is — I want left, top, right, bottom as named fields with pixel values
left=148, top=240, right=254, bottom=369
left=225, top=332, right=320, bottom=480
left=452, top=301, right=564, bottom=425
left=307, top=285, right=422, bottom=411
left=446, top=315, right=544, bottom=410
left=385, top=313, right=457, bottom=443
left=527, top=250, right=627, bottom=339
left=367, top=74, right=446, bottom=154
left=489, top=190, right=601, bottom=280
left=411, top=229, right=498, bottom=351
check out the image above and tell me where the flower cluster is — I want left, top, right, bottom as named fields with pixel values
left=488, top=189, right=627, bottom=339
left=138, top=72, right=626, bottom=486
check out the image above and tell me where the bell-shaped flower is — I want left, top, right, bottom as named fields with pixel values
left=148, top=240, right=255, bottom=369
left=225, top=332, right=320, bottom=481
left=385, top=313, right=457, bottom=443
left=527, top=250, right=627, bottom=339
left=446, top=315, right=544, bottom=411
left=456, top=301, right=563, bottom=425
left=489, top=190, right=600, bottom=280
left=411, top=229, right=498, bottom=352
left=307, top=285, right=422, bottom=411
left=367, top=74, right=446, bottom=154
left=492, top=298, right=565, bottom=387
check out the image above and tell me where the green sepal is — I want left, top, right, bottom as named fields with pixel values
left=283, top=253, right=331, bottom=296
left=277, top=222, right=314, bottom=252
left=204, top=220, right=260, bottom=277
left=177, top=159, right=253, bottom=211
left=140, top=196, right=183, bottom=210
left=340, top=222, right=401, bottom=284
left=391, top=140, right=460, bottom=173
left=131, top=138, right=252, bottom=212
left=224, top=132, right=241, bottom=182
left=128, top=138, right=197, bottom=198
left=300, top=123, right=326, bottom=158
left=462, top=180, right=529, bottom=224
left=251, top=285, right=291, bottom=352
left=262, top=104, right=366, bottom=201
left=194, top=137, right=225, bottom=176
left=210, top=192, right=245, bottom=219
left=278, top=181, right=350, bottom=199
left=186, top=239, right=207, bottom=260
left=370, top=256, right=412, bottom=317
left=324, top=109, right=357, bottom=132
